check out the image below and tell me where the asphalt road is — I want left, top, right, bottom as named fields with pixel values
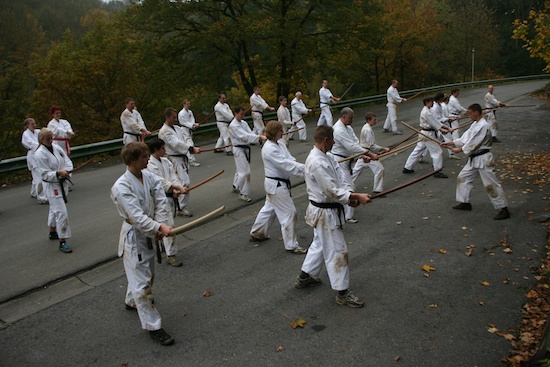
left=0, top=80, right=548, bottom=366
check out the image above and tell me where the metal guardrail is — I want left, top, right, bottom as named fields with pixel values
left=2, top=74, right=548, bottom=174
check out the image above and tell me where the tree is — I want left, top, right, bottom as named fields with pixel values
left=513, top=1, right=550, bottom=72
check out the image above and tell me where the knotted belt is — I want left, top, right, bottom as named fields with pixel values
left=266, top=176, right=292, bottom=196
left=234, top=145, right=251, bottom=163
left=309, top=200, right=345, bottom=228
left=468, top=149, right=490, bottom=163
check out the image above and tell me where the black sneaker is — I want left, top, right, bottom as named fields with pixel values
left=494, top=207, right=510, bottom=220
left=492, top=137, right=501, bottom=143
left=294, top=275, right=322, bottom=289
left=453, top=203, right=472, bottom=211
left=149, top=328, right=174, bottom=346
left=335, top=290, right=364, bottom=308
left=402, top=168, right=414, bottom=174
left=59, top=242, right=72, bottom=253
left=433, top=172, right=448, bottom=178
left=125, top=303, right=137, bottom=311
left=49, top=232, right=59, bottom=240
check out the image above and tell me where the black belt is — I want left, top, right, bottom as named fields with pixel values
left=266, top=176, right=292, bottom=195
left=124, top=131, right=140, bottom=141
left=218, top=121, right=232, bottom=124
left=468, top=149, right=490, bottom=162
left=310, top=200, right=345, bottom=228
left=169, top=154, right=189, bottom=173
left=421, top=128, right=437, bottom=132
left=332, top=152, right=353, bottom=173
left=252, top=110, right=263, bottom=114
left=166, top=192, right=180, bottom=213
left=234, top=145, right=251, bottom=163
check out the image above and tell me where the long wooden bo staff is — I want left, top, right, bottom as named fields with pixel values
left=68, top=157, right=94, bottom=174
left=201, top=144, right=232, bottom=152
left=172, top=205, right=225, bottom=236
left=401, top=121, right=443, bottom=145
left=369, top=168, right=442, bottom=199
left=187, top=169, right=224, bottom=192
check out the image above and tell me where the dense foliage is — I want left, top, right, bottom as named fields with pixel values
left=0, top=0, right=546, bottom=159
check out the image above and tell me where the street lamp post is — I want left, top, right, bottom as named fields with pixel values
left=471, top=48, right=475, bottom=82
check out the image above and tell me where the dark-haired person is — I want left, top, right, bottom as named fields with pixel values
left=228, top=105, right=267, bottom=202
left=111, top=141, right=175, bottom=346
left=249, top=121, right=306, bottom=254
left=34, top=128, right=74, bottom=253
left=441, top=103, right=510, bottom=220
left=249, top=86, right=275, bottom=136
left=47, top=105, right=75, bottom=155
left=276, top=96, right=293, bottom=146
left=120, top=98, right=151, bottom=145
left=178, top=99, right=200, bottom=167
left=146, top=138, right=189, bottom=267
left=295, top=126, right=371, bottom=308
left=383, top=79, right=407, bottom=135
left=402, top=97, right=450, bottom=178
left=213, top=93, right=234, bottom=155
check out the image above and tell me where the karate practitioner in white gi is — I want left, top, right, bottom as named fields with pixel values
left=383, top=79, right=407, bottom=134
left=159, top=107, right=200, bottom=217
left=178, top=99, right=200, bottom=166
left=276, top=96, right=294, bottom=146
left=248, top=121, right=306, bottom=254
left=317, top=79, right=340, bottom=127
left=331, top=107, right=376, bottom=223
left=47, top=106, right=75, bottom=155
left=484, top=85, right=507, bottom=142
left=441, top=103, right=510, bottom=220
left=448, top=88, right=467, bottom=139
left=290, top=91, right=312, bottom=142
left=249, top=86, right=275, bottom=135
left=22, top=118, right=48, bottom=204
left=147, top=138, right=189, bottom=267
left=403, top=97, right=451, bottom=178
left=34, top=128, right=74, bottom=253
left=214, top=93, right=234, bottom=155
left=111, top=142, right=175, bottom=346
left=351, top=112, right=389, bottom=194
left=295, top=125, right=371, bottom=308
left=120, top=98, right=151, bottom=145
left=228, top=106, right=267, bottom=202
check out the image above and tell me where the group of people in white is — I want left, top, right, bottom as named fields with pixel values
left=19, top=80, right=511, bottom=345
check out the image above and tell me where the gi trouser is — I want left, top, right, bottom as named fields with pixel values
left=168, top=156, right=190, bottom=210
left=456, top=153, right=507, bottom=209
left=352, top=159, right=384, bottom=193
left=232, top=147, right=251, bottom=196
left=251, top=111, right=265, bottom=135
left=338, top=160, right=356, bottom=220
left=317, top=106, right=333, bottom=127
left=249, top=184, right=299, bottom=250
left=301, top=221, right=349, bottom=291
left=215, top=122, right=232, bottom=152
left=46, top=183, right=71, bottom=239
left=404, top=134, right=443, bottom=171
left=383, top=103, right=398, bottom=132
left=162, top=203, right=177, bottom=256
left=123, top=233, right=161, bottom=331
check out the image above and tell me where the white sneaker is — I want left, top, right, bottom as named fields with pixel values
left=239, top=194, right=252, bottom=202
left=346, top=218, right=358, bottom=224
left=177, top=209, right=193, bottom=217
left=190, top=162, right=200, bottom=167
left=393, top=130, right=402, bottom=135
left=449, top=155, right=461, bottom=160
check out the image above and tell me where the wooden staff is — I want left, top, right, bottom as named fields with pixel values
left=173, top=205, right=225, bottom=235
left=244, top=106, right=252, bottom=115
left=450, top=119, right=474, bottom=132
left=401, top=121, right=443, bottom=145
left=283, top=127, right=305, bottom=135
left=201, top=145, right=232, bottom=153
left=338, top=82, right=355, bottom=99
left=406, top=88, right=428, bottom=101
left=68, top=158, right=94, bottom=174
left=502, top=104, right=536, bottom=108
left=187, top=170, right=224, bottom=192
left=337, top=150, right=370, bottom=164
left=198, top=110, right=216, bottom=125
left=388, top=132, right=417, bottom=150
left=370, top=169, right=442, bottom=199
left=378, top=140, right=418, bottom=159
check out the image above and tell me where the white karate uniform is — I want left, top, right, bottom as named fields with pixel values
left=484, top=92, right=501, bottom=138
left=249, top=140, right=304, bottom=250
left=147, top=156, right=180, bottom=256
left=331, top=119, right=365, bottom=220
left=404, top=106, right=444, bottom=171
left=111, top=169, right=169, bottom=331
left=452, top=118, right=507, bottom=209
left=34, top=144, right=73, bottom=239
left=383, top=85, right=404, bottom=132
left=121, top=108, right=147, bottom=145
left=159, top=124, right=191, bottom=211
left=317, top=87, right=334, bottom=127
left=47, top=118, right=73, bottom=155
left=300, top=146, right=353, bottom=291
left=229, top=118, right=260, bottom=196
left=277, top=105, right=293, bottom=146
left=290, top=97, right=308, bottom=140
left=448, top=95, right=467, bottom=139
left=214, top=101, right=234, bottom=152
left=351, top=123, right=385, bottom=193
left=22, top=129, right=47, bottom=202
left=250, top=93, right=269, bottom=135
left=178, top=108, right=198, bottom=163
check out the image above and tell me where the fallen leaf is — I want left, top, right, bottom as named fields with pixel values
left=479, top=301, right=485, bottom=306
left=203, top=290, right=214, bottom=297
left=422, top=264, right=436, bottom=272
left=394, top=355, right=400, bottom=362
left=290, top=317, right=307, bottom=329
left=423, top=273, right=430, bottom=278
left=422, top=216, right=429, bottom=220
left=481, top=281, right=490, bottom=286
left=503, top=248, right=512, bottom=253
left=439, top=249, right=447, bottom=254
left=526, top=290, right=538, bottom=299
left=465, top=248, right=474, bottom=257
left=488, top=326, right=499, bottom=333
left=396, top=221, right=402, bottom=225
left=429, top=304, right=438, bottom=308
left=276, top=346, right=284, bottom=352
left=181, top=313, right=187, bottom=317
left=502, top=279, right=510, bottom=284
left=462, top=226, right=468, bottom=230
